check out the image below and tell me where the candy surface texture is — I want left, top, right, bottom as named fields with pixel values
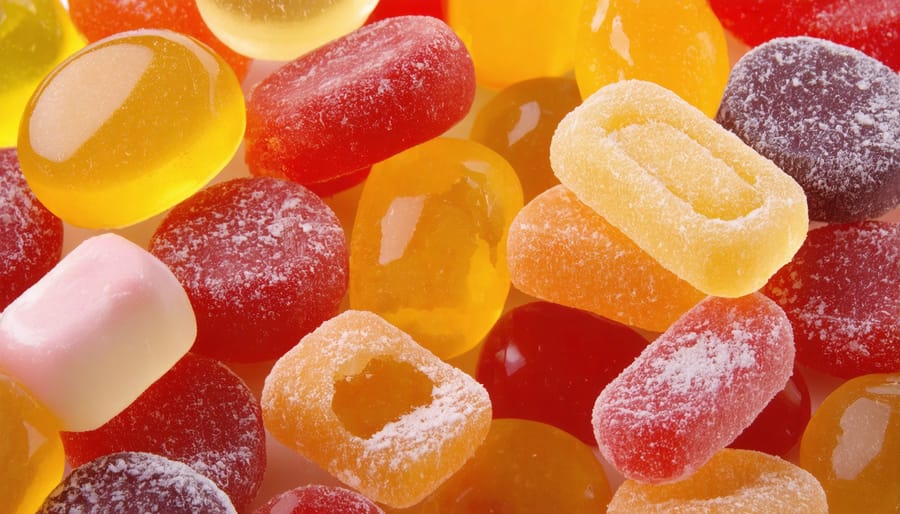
left=254, top=485, right=385, bottom=514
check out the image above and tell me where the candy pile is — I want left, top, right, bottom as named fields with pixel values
left=0, top=0, right=898, bottom=513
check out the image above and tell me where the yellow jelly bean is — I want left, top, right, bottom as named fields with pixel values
left=195, top=0, right=379, bottom=61
left=17, top=29, right=245, bottom=229
left=0, top=0, right=84, bottom=147
left=575, top=0, right=729, bottom=117
left=0, top=375, right=64, bottom=514
left=350, top=137, right=523, bottom=359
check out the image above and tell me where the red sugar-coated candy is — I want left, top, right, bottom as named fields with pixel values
left=149, top=177, right=348, bottom=362
left=475, top=301, right=647, bottom=445
left=763, top=221, right=899, bottom=378
left=305, top=167, right=371, bottom=198
left=254, top=485, right=385, bottom=514
left=593, top=294, right=795, bottom=484
left=60, top=353, right=266, bottom=511
left=366, top=0, right=444, bottom=24
left=39, top=452, right=236, bottom=513
left=730, top=367, right=811, bottom=457
left=68, top=0, right=251, bottom=80
left=0, top=148, right=63, bottom=311
left=245, top=16, right=475, bottom=186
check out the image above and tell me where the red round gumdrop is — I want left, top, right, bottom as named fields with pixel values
left=60, top=353, right=265, bottom=511
left=730, top=367, right=811, bottom=456
left=254, top=485, right=384, bottom=514
left=0, top=148, right=63, bottom=310
left=366, top=0, right=444, bottom=24
left=476, top=301, right=648, bottom=446
left=245, top=16, right=474, bottom=186
left=763, top=221, right=899, bottom=378
left=149, top=177, right=348, bottom=362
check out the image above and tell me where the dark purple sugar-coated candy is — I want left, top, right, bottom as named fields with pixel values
left=717, top=36, right=900, bottom=222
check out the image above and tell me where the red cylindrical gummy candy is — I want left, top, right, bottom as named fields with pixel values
left=245, top=16, right=475, bottom=186
left=729, top=367, right=811, bottom=457
left=149, top=177, right=348, bottom=362
left=593, top=294, right=795, bottom=484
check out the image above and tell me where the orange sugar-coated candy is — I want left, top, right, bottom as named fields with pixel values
left=507, top=185, right=705, bottom=333
left=389, top=418, right=611, bottom=514
left=799, top=373, right=900, bottom=513
left=470, top=77, right=582, bottom=202
left=261, top=310, right=492, bottom=508
left=608, top=449, right=828, bottom=513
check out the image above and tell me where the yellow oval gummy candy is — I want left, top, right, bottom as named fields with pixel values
left=17, top=29, right=245, bottom=229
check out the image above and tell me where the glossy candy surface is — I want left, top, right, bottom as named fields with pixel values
left=366, top=0, right=443, bottom=24
left=350, top=138, right=523, bottom=359
left=150, top=177, right=348, bottom=363
left=763, top=221, right=899, bottom=378
left=0, top=148, right=62, bottom=311
left=717, top=37, right=900, bottom=222
left=799, top=373, right=900, bottom=513
left=61, top=353, right=266, bottom=511
left=17, top=29, right=245, bottom=229
left=552, top=80, right=808, bottom=298
left=575, top=0, right=729, bottom=117
left=255, top=485, right=385, bottom=514
left=476, top=301, right=647, bottom=445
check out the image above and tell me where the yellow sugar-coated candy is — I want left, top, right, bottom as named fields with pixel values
left=350, top=138, right=523, bottom=359
left=551, top=80, right=808, bottom=298
left=195, top=0, right=378, bottom=61
left=262, top=310, right=492, bottom=508
left=799, top=373, right=900, bottom=513
left=17, top=29, right=245, bottom=229
left=0, top=0, right=84, bottom=147
left=609, top=449, right=828, bottom=514
left=0, top=376, right=64, bottom=514
left=447, top=0, right=581, bottom=89
left=575, top=0, right=729, bottom=117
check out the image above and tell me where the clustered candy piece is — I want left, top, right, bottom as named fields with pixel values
left=717, top=36, right=900, bottom=222
left=149, top=177, right=349, bottom=363
left=17, top=29, right=246, bottom=229
left=730, top=368, right=812, bottom=457
left=254, top=485, right=385, bottom=514
left=366, top=0, right=444, bottom=24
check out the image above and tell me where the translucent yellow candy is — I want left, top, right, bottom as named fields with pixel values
left=575, top=0, right=729, bottom=117
left=551, top=80, right=808, bottom=298
left=350, top=137, right=523, bottom=359
left=195, top=0, right=379, bottom=61
left=17, top=29, right=245, bottom=229
left=0, top=375, right=64, bottom=514
left=447, top=0, right=581, bottom=89
left=0, top=0, right=84, bottom=147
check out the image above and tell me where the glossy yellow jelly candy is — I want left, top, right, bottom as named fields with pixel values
left=575, top=0, right=729, bottom=117
left=0, top=375, right=64, bottom=514
left=0, top=0, right=84, bottom=147
left=608, top=449, right=827, bottom=513
left=17, top=29, right=245, bottom=229
left=350, top=137, right=523, bottom=359
left=195, top=0, right=379, bottom=61
left=799, top=373, right=900, bottom=514
left=447, top=0, right=581, bottom=89
left=261, top=310, right=492, bottom=508
left=551, top=80, right=808, bottom=298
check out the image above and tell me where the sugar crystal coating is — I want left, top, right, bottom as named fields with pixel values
left=254, top=485, right=384, bottom=514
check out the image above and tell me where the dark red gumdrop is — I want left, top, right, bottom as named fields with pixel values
left=730, top=367, right=811, bottom=456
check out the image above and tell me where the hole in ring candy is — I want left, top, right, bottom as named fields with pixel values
left=551, top=79, right=808, bottom=298
left=261, top=310, right=492, bottom=508
left=16, top=29, right=245, bottom=229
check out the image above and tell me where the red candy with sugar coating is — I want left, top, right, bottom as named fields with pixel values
left=763, top=221, right=899, bottom=378
left=245, top=16, right=475, bottom=186
left=0, top=148, right=63, bottom=311
left=593, top=294, right=795, bottom=484
left=60, top=353, right=265, bottom=511
left=730, top=367, right=811, bottom=456
left=254, top=485, right=384, bottom=514
left=149, top=177, right=348, bottom=362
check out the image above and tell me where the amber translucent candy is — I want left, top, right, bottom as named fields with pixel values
left=261, top=310, right=492, bottom=508
left=575, top=0, right=729, bottom=117
left=350, top=138, right=523, bottom=359
left=470, top=77, right=581, bottom=202
left=0, top=376, right=64, bottom=514
left=17, top=29, right=245, bottom=229
left=799, top=373, right=900, bottom=513
left=609, top=449, right=828, bottom=513
left=389, top=418, right=611, bottom=513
